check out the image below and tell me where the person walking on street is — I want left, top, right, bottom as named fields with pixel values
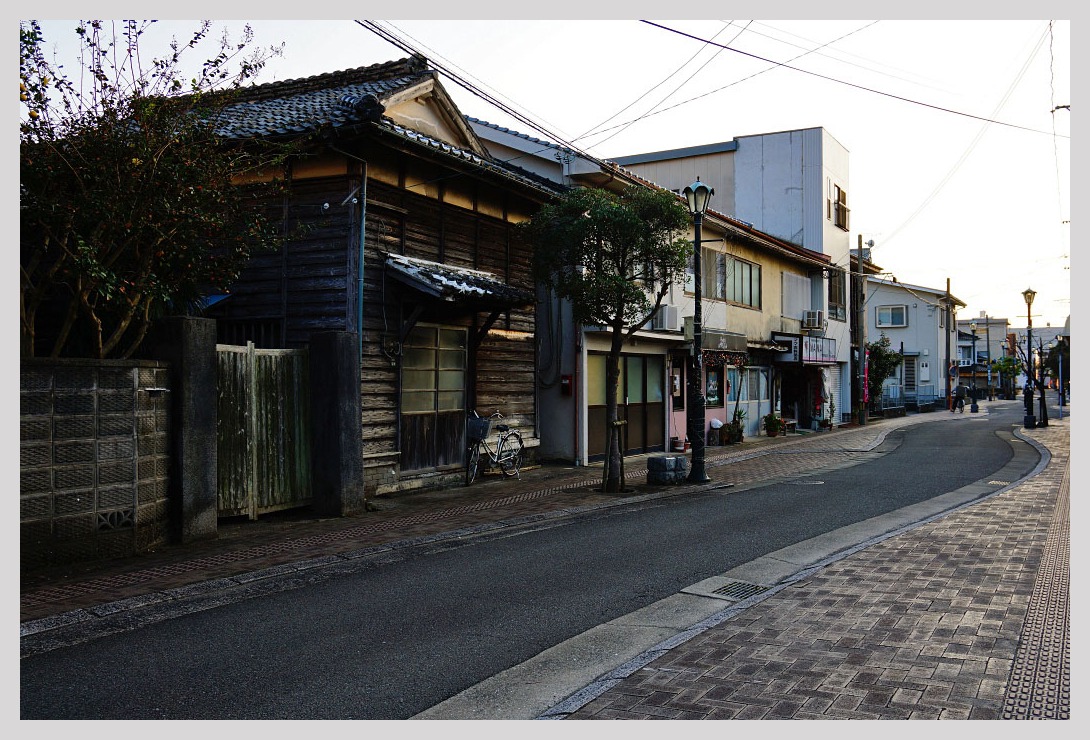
left=954, top=384, right=966, bottom=413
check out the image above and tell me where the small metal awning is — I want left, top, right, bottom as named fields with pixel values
left=384, top=253, right=533, bottom=310
left=384, top=253, right=534, bottom=349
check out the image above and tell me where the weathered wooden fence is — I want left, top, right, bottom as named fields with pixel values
left=216, top=343, right=312, bottom=519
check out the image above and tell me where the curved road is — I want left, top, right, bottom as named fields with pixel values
left=20, top=407, right=1038, bottom=719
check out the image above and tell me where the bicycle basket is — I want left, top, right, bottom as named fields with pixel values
left=466, top=416, right=492, bottom=442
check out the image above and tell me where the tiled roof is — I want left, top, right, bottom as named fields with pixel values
left=384, top=253, right=533, bottom=308
left=210, top=56, right=563, bottom=197
left=213, top=56, right=432, bottom=139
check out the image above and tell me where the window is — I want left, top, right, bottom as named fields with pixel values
left=698, top=250, right=761, bottom=308
left=833, top=184, right=850, bottom=231
left=781, top=271, right=810, bottom=320
left=828, top=268, right=846, bottom=321
left=876, top=305, right=907, bottom=327
left=727, top=367, right=741, bottom=403
left=727, top=257, right=761, bottom=308
left=401, top=326, right=466, bottom=414
left=701, top=248, right=726, bottom=299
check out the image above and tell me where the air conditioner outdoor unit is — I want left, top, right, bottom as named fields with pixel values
left=652, top=304, right=680, bottom=331
left=802, top=309, right=824, bottom=329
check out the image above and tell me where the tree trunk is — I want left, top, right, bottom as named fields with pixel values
left=602, top=327, right=625, bottom=492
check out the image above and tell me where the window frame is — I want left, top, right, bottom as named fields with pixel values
left=876, top=305, right=908, bottom=328
left=833, top=184, right=850, bottom=231
left=726, top=256, right=761, bottom=309
left=828, top=268, right=847, bottom=321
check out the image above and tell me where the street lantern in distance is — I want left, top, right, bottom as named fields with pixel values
left=1022, top=288, right=1036, bottom=429
left=683, top=178, right=713, bottom=484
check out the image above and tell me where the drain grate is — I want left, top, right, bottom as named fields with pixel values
left=988, top=480, right=1011, bottom=486
left=711, top=580, right=768, bottom=600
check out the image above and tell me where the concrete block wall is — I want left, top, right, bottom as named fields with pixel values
left=20, top=359, right=171, bottom=570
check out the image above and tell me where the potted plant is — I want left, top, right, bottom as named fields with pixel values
left=726, top=408, right=746, bottom=444
left=763, top=412, right=785, bottom=437
left=818, top=399, right=836, bottom=430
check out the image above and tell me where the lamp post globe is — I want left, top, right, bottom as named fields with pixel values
left=1022, top=288, right=1036, bottom=429
left=683, top=178, right=713, bottom=483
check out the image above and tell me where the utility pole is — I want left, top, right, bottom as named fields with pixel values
left=944, top=278, right=952, bottom=410
left=853, top=237, right=867, bottom=425
left=985, top=314, right=993, bottom=401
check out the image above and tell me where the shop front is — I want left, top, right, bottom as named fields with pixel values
left=773, top=331, right=839, bottom=430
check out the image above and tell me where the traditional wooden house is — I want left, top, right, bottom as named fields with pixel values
left=207, top=56, right=564, bottom=497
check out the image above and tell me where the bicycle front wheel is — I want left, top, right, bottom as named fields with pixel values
left=497, top=431, right=524, bottom=478
left=465, top=443, right=481, bottom=486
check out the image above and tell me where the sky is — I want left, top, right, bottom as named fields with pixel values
left=24, top=13, right=1073, bottom=334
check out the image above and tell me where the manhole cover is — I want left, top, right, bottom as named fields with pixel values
left=711, top=581, right=768, bottom=600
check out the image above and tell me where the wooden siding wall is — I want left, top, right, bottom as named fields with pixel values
left=216, top=150, right=543, bottom=479
left=214, top=175, right=359, bottom=347
left=361, top=179, right=538, bottom=460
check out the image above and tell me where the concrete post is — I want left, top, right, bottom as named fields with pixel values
left=151, top=317, right=219, bottom=542
left=309, top=332, right=365, bottom=516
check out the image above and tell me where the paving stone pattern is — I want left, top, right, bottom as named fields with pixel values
left=566, top=424, right=1070, bottom=720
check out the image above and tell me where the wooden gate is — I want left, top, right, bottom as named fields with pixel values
left=216, top=342, right=312, bottom=519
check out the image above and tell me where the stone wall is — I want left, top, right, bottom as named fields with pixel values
left=20, top=359, right=171, bottom=570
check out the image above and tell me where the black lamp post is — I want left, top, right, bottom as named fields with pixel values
left=684, top=178, right=713, bottom=484
left=1022, top=287, right=1036, bottom=429
left=969, top=321, right=979, bottom=413
left=1056, top=334, right=1065, bottom=419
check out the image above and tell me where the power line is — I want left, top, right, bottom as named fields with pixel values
left=883, top=24, right=1050, bottom=245
left=579, top=21, right=748, bottom=149
left=641, top=20, right=1068, bottom=139
left=357, top=20, right=607, bottom=170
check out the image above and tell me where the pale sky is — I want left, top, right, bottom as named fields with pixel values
left=27, top=11, right=1073, bottom=332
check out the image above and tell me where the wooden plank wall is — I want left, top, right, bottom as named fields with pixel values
left=214, top=175, right=358, bottom=348
left=360, top=179, right=538, bottom=462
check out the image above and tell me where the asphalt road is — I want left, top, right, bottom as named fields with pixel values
left=20, top=411, right=1036, bottom=719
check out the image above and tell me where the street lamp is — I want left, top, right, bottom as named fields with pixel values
left=683, top=178, right=713, bottom=483
left=969, top=321, right=979, bottom=412
left=1022, top=288, right=1036, bottom=429
left=1056, top=334, right=1065, bottom=420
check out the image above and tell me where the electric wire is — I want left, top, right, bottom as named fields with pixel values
left=357, top=20, right=606, bottom=169
left=578, top=21, right=748, bottom=149
left=882, top=24, right=1050, bottom=245
left=582, top=21, right=878, bottom=150
left=641, top=20, right=1067, bottom=139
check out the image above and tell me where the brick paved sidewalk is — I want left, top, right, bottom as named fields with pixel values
left=556, top=420, right=1070, bottom=720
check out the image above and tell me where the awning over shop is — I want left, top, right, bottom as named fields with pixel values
left=771, top=332, right=838, bottom=366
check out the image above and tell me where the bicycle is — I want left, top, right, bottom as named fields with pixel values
left=465, top=411, right=524, bottom=485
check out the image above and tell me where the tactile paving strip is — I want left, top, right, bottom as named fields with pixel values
left=1001, top=464, right=1070, bottom=719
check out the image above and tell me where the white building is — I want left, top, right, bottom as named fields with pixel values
left=863, top=277, right=964, bottom=409
left=613, top=127, right=855, bottom=424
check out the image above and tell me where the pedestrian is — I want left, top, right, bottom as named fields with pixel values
left=955, top=384, right=966, bottom=413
